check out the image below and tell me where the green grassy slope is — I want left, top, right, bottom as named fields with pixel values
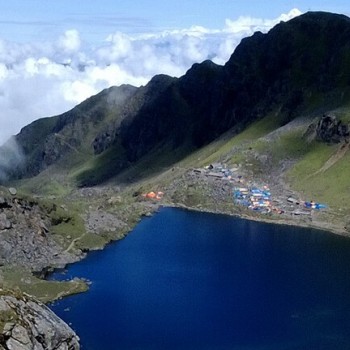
left=288, top=143, right=350, bottom=209
left=174, top=104, right=350, bottom=215
left=6, top=101, right=350, bottom=303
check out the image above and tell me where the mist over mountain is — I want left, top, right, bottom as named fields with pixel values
left=0, top=9, right=301, bottom=146
left=2, top=11, right=350, bottom=186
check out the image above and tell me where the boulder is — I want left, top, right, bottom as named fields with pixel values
left=107, top=196, right=122, bottom=205
left=0, top=213, right=12, bottom=230
left=0, top=293, right=80, bottom=350
left=316, top=114, right=350, bottom=143
left=8, top=188, right=17, bottom=196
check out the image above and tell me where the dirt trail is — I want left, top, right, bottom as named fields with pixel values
left=64, top=233, right=86, bottom=253
left=309, top=142, right=349, bottom=177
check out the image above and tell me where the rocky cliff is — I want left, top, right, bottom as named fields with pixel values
left=5, top=84, right=137, bottom=180
left=4, top=12, right=350, bottom=186
left=0, top=188, right=80, bottom=271
left=120, top=11, right=350, bottom=162
left=0, top=290, right=79, bottom=350
left=304, top=114, right=350, bottom=144
left=1, top=11, right=350, bottom=349
left=316, top=114, right=350, bottom=143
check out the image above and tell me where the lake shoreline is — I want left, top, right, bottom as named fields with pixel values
left=42, top=196, right=349, bottom=302
left=167, top=202, right=349, bottom=238
left=49, top=206, right=350, bottom=350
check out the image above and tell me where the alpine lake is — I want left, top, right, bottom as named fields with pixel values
left=49, top=207, right=350, bottom=350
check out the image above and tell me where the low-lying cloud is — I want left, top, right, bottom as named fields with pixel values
left=0, top=9, right=301, bottom=146
left=0, top=136, right=23, bottom=181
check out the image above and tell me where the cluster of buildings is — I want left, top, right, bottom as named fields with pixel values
left=198, top=163, right=327, bottom=215
left=233, top=186, right=275, bottom=213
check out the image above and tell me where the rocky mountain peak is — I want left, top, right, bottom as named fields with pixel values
left=2, top=11, right=350, bottom=185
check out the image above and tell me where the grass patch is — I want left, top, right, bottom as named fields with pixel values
left=50, top=213, right=86, bottom=251
left=73, top=142, right=128, bottom=187
left=14, top=173, right=72, bottom=197
left=0, top=266, right=88, bottom=303
left=41, top=198, right=124, bottom=252
left=288, top=142, right=335, bottom=180
left=109, top=142, right=192, bottom=185
left=172, top=186, right=207, bottom=208
left=253, top=129, right=310, bottom=167
left=178, top=111, right=283, bottom=168
left=287, top=142, right=348, bottom=208
left=37, top=199, right=88, bottom=251
left=74, top=232, right=110, bottom=251
left=270, top=131, right=308, bottom=159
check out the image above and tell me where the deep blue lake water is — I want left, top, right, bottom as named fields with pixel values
left=49, top=207, right=350, bottom=350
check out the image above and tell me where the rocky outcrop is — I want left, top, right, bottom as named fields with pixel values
left=0, top=291, right=79, bottom=349
left=92, top=128, right=115, bottom=155
left=304, top=114, right=350, bottom=143
left=0, top=189, right=79, bottom=271
left=316, top=114, right=350, bottom=143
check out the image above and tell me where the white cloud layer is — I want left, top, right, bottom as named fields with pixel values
left=0, top=8, right=302, bottom=145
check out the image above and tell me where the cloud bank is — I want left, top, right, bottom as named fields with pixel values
left=0, top=8, right=301, bottom=145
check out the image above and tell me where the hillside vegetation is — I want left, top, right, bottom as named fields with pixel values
left=1, top=12, right=349, bottom=225
left=1, top=11, right=350, bottom=302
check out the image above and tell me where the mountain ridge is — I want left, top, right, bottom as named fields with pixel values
left=1, top=12, right=350, bottom=346
left=3, top=11, right=350, bottom=187
left=0, top=11, right=350, bottom=216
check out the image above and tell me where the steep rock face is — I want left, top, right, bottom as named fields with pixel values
left=10, top=84, right=137, bottom=179
left=213, top=11, right=350, bottom=129
left=117, top=74, right=179, bottom=161
left=120, top=11, right=350, bottom=162
left=0, top=291, right=79, bottom=349
left=316, top=114, right=350, bottom=143
left=226, top=11, right=350, bottom=95
left=4, top=12, right=350, bottom=182
left=304, top=114, right=350, bottom=144
left=0, top=189, right=79, bottom=271
left=118, top=61, right=226, bottom=161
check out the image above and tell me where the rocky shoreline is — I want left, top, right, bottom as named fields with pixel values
left=0, top=191, right=82, bottom=271
left=160, top=166, right=349, bottom=238
left=0, top=188, right=86, bottom=350
left=0, top=168, right=349, bottom=350
left=0, top=290, right=80, bottom=350
left=1, top=166, right=347, bottom=298
left=178, top=204, right=348, bottom=237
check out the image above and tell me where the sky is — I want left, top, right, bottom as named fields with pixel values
left=0, top=1, right=349, bottom=145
